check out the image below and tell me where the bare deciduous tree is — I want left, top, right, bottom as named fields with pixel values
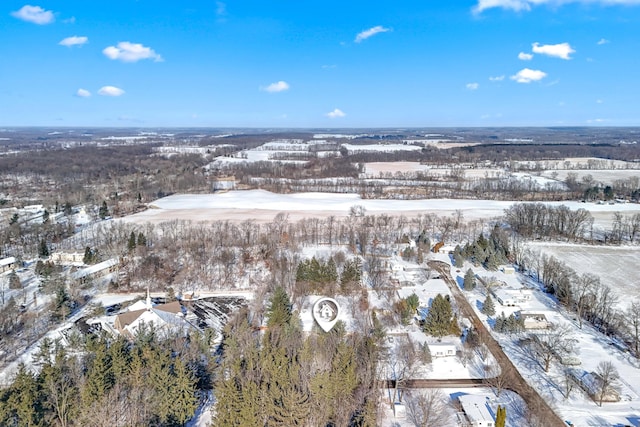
left=405, top=390, right=450, bottom=427
left=595, top=360, right=620, bottom=407
left=531, top=325, right=576, bottom=372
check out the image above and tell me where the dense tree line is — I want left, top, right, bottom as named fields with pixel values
left=0, top=328, right=208, bottom=426
left=214, top=288, right=382, bottom=426
left=504, top=203, right=593, bottom=241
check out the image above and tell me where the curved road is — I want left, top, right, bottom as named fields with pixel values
left=424, top=261, right=566, bottom=427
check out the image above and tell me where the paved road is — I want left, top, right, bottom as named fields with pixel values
left=428, top=260, right=566, bottom=427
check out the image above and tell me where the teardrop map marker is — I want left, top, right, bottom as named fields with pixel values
left=312, top=297, right=340, bottom=332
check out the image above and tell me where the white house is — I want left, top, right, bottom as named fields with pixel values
left=114, top=291, right=196, bottom=339
left=428, top=343, right=457, bottom=358
left=0, top=257, right=17, bottom=274
left=492, top=288, right=531, bottom=307
left=458, top=394, right=495, bottom=427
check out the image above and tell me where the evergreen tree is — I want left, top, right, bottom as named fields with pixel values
left=495, top=405, right=506, bottom=427
left=423, top=294, right=455, bottom=337
left=324, top=257, right=339, bottom=284
left=463, top=268, right=476, bottom=291
left=9, top=270, right=21, bottom=289
left=83, top=246, right=97, bottom=265
left=9, top=213, right=19, bottom=225
left=266, top=287, right=292, bottom=328
left=169, top=357, right=198, bottom=426
left=42, top=209, right=50, bottom=224
left=137, top=231, right=147, bottom=247
left=127, top=231, right=137, bottom=252
left=5, top=364, right=44, bottom=426
left=39, top=239, right=50, bottom=257
left=99, top=201, right=109, bottom=220
left=482, top=295, right=496, bottom=316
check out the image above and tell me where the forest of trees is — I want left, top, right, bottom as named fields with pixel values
left=0, top=328, right=209, bottom=426
left=214, top=287, right=382, bottom=426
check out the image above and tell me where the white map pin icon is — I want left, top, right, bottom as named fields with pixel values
left=313, top=297, right=340, bottom=332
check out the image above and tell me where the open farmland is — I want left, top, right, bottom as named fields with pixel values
left=529, top=242, right=640, bottom=309
left=125, top=189, right=640, bottom=227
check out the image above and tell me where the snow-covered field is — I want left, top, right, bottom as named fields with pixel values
left=124, top=190, right=640, bottom=226
left=529, top=242, right=640, bottom=310
left=541, top=169, right=640, bottom=185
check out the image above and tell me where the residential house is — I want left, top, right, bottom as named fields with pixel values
left=428, top=343, right=457, bottom=358
left=0, top=257, right=17, bottom=274
left=114, top=292, right=196, bottom=339
left=492, top=288, right=532, bottom=307
left=458, top=394, right=495, bottom=427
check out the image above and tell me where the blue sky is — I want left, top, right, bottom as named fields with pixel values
left=1, top=0, right=640, bottom=127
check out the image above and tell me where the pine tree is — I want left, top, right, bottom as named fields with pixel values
left=482, top=295, right=496, bottom=316
left=266, top=287, right=292, bottom=328
left=39, top=239, right=50, bottom=257
left=9, top=270, right=21, bottom=289
left=463, top=268, right=476, bottom=291
left=127, top=231, right=137, bottom=252
left=99, top=201, right=109, bottom=220
left=423, top=294, right=455, bottom=337
left=169, top=358, right=198, bottom=426
left=137, top=231, right=147, bottom=247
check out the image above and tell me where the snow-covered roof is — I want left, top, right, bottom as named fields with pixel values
left=0, top=257, right=16, bottom=267
left=71, top=258, right=118, bottom=280
left=458, top=394, right=494, bottom=425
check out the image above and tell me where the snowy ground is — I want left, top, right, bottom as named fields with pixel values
left=379, top=388, right=527, bottom=427
left=457, top=259, right=640, bottom=427
left=529, top=242, right=640, bottom=310
left=123, top=190, right=640, bottom=226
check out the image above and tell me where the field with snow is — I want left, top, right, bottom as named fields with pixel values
left=529, top=243, right=640, bottom=310
left=125, top=190, right=640, bottom=227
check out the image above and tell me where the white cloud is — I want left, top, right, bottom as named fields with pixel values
left=355, top=26, right=390, bottom=43
left=489, top=75, right=505, bottom=81
left=76, top=88, right=91, bottom=97
left=466, top=82, right=479, bottom=90
left=326, top=108, right=346, bottom=118
left=474, top=0, right=640, bottom=14
left=510, top=68, right=547, bottom=83
left=59, top=36, right=88, bottom=47
left=103, top=42, right=163, bottom=62
left=11, top=5, right=55, bottom=24
left=98, top=86, right=125, bottom=96
left=261, top=81, right=290, bottom=93
left=597, top=38, right=610, bottom=45
left=518, top=52, right=533, bottom=60
left=532, top=42, right=575, bottom=60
